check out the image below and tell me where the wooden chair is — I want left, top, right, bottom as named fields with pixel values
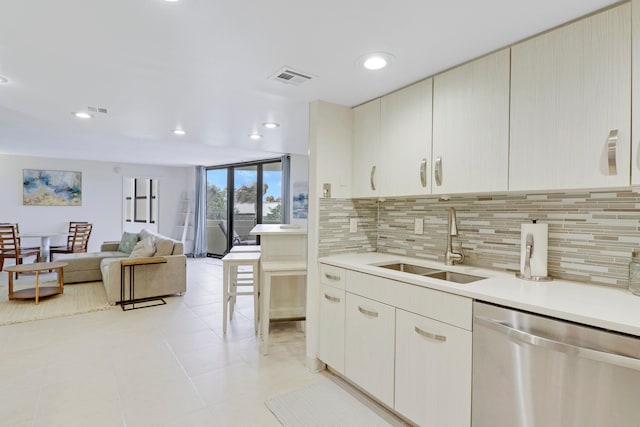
left=0, top=224, right=41, bottom=278
left=0, top=222, right=40, bottom=252
left=11, top=223, right=41, bottom=252
left=49, top=222, right=88, bottom=253
left=50, top=223, right=92, bottom=261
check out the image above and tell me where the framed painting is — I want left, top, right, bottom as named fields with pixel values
left=23, top=169, right=82, bottom=206
left=292, top=181, right=308, bottom=219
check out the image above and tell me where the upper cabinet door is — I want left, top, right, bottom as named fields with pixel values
left=432, top=49, right=510, bottom=194
left=510, top=4, right=631, bottom=192
left=379, top=79, right=433, bottom=197
left=352, top=99, right=381, bottom=198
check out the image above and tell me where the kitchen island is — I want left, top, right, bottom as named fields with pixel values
left=250, top=224, right=307, bottom=353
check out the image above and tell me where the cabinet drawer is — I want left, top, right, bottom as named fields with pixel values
left=319, top=264, right=346, bottom=289
left=347, top=270, right=472, bottom=330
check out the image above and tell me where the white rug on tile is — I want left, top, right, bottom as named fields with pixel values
left=265, top=378, right=398, bottom=427
left=0, top=280, right=114, bottom=326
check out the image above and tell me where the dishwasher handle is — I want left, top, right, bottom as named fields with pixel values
left=475, top=315, right=640, bottom=372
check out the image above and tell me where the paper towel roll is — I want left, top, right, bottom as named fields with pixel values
left=520, top=222, right=548, bottom=278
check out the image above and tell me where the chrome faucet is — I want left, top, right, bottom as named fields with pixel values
left=445, top=207, right=464, bottom=265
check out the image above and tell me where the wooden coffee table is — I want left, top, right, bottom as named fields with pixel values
left=5, top=261, right=68, bottom=304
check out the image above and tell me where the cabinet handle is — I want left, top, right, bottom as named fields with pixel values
left=419, top=158, right=427, bottom=188
left=414, top=326, right=447, bottom=342
left=324, top=273, right=340, bottom=281
left=435, top=156, right=442, bottom=186
left=607, top=129, right=618, bottom=175
left=358, top=306, right=379, bottom=317
left=370, top=165, right=376, bottom=191
left=324, top=293, right=340, bottom=303
left=476, top=316, right=640, bottom=371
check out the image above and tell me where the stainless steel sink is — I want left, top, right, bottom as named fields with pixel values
left=377, top=263, right=441, bottom=276
left=375, top=262, right=485, bottom=284
left=424, top=271, right=484, bottom=284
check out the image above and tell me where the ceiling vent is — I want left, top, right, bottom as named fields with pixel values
left=88, top=106, right=108, bottom=114
left=270, top=67, right=314, bottom=86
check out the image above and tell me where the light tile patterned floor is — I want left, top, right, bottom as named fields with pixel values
left=0, top=258, right=324, bottom=427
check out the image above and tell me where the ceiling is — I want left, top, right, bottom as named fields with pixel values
left=0, top=0, right=620, bottom=167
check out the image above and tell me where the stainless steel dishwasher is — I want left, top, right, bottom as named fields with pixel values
left=472, top=301, right=640, bottom=427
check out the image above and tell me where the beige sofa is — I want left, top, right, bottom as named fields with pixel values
left=58, top=229, right=187, bottom=304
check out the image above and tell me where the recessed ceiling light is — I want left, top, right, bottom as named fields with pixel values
left=249, top=133, right=263, bottom=140
left=164, top=0, right=181, bottom=2
left=73, top=112, right=92, bottom=119
left=359, top=52, right=396, bottom=71
left=0, top=75, right=8, bottom=84
left=263, top=122, right=280, bottom=129
left=172, top=128, right=186, bottom=136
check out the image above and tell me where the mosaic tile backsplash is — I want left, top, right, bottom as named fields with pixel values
left=319, top=191, right=640, bottom=288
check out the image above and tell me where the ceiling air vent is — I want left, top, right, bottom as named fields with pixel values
left=88, top=106, right=108, bottom=114
left=270, top=67, right=314, bottom=86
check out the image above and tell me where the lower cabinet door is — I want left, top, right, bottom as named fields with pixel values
left=318, top=284, right=345, bottom=374
left=395, top=309, right=472, bottom=427
left=345, top=293, right=395, bottom=408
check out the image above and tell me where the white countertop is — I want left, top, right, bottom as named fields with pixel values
left=250, top=224, right=307, bottom=235
left=318, top=252, right=640, bottom=337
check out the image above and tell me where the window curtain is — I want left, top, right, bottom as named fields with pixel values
left=281, top=155, right=291, bottom=223
left=193, top=166, right=208, bottom=257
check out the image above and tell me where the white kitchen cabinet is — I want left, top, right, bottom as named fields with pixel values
left=352, top=79, right=432, bottom=198
left=379, top=79, right=433, bottom=196
left=320, top=265, right=473, bottom=422
left=395, top=309, right=472, bottom=427
left=318, top=264, right=347, bottom=374
left=432, top=49, right=510, bottom=194
left=345, top=292, right=395, bottom=408
left=318, top=283, right=346, bottom=374
left=510, top=4, right=631, bottom=191
left=352, top=99, right=380, bottom=198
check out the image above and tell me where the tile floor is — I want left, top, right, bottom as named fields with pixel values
left=0, top=258, right=325, bottom=427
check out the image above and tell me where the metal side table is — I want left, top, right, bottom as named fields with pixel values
left=120, top=257, right=167, bottom=311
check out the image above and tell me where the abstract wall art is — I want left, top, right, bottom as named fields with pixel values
left=292, top=181, right=308, bottom=219
left=23, top=169, right=82, bottom=206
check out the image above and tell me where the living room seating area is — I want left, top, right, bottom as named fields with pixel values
left=55, top=228, right=186, bottom=304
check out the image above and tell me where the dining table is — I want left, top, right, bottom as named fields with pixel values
left=19, top=231, right=67, bottom=262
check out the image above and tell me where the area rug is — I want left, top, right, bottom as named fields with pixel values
left=0, top=280, right=114, bottom=326
left=265, top=378, right=398, bottom=427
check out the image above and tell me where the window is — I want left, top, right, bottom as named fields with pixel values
left=206, top=158, right=287, bottom=256
left=124, top=177, right=158, bottom=233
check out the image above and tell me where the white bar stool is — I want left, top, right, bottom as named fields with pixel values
left=222, top=252, right=261, bottom=335
left=260, top=260, right=307, bottom=355
left=230, top=245, right=261, bottom=253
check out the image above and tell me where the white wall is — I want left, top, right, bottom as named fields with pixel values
left=0, top=154, right=194, bottom=252
left=306, top=100, right=353, bottom=371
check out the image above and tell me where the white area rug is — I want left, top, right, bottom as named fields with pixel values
left=0, top=280, right=114, bottom=325
left=265, top=378, right=397, bottom=427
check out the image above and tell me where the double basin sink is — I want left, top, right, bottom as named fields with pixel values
left=375, top=262, right=484, bottom=284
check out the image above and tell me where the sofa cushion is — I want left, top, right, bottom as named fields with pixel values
left=129, top=237, right=156, bottom=258
left=59, top=251, right=126, bottom=284
left=118, top=232, right=139, bottom=254
left=139, top=228, right=181, bottom=255
left=154, top=238, right=174, bottom=256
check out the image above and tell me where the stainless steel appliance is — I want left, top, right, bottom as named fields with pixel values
left=472, top=301, right=640, bottom=427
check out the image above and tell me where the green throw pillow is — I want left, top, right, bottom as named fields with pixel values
left=118, top=232, right=139, bottom=254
